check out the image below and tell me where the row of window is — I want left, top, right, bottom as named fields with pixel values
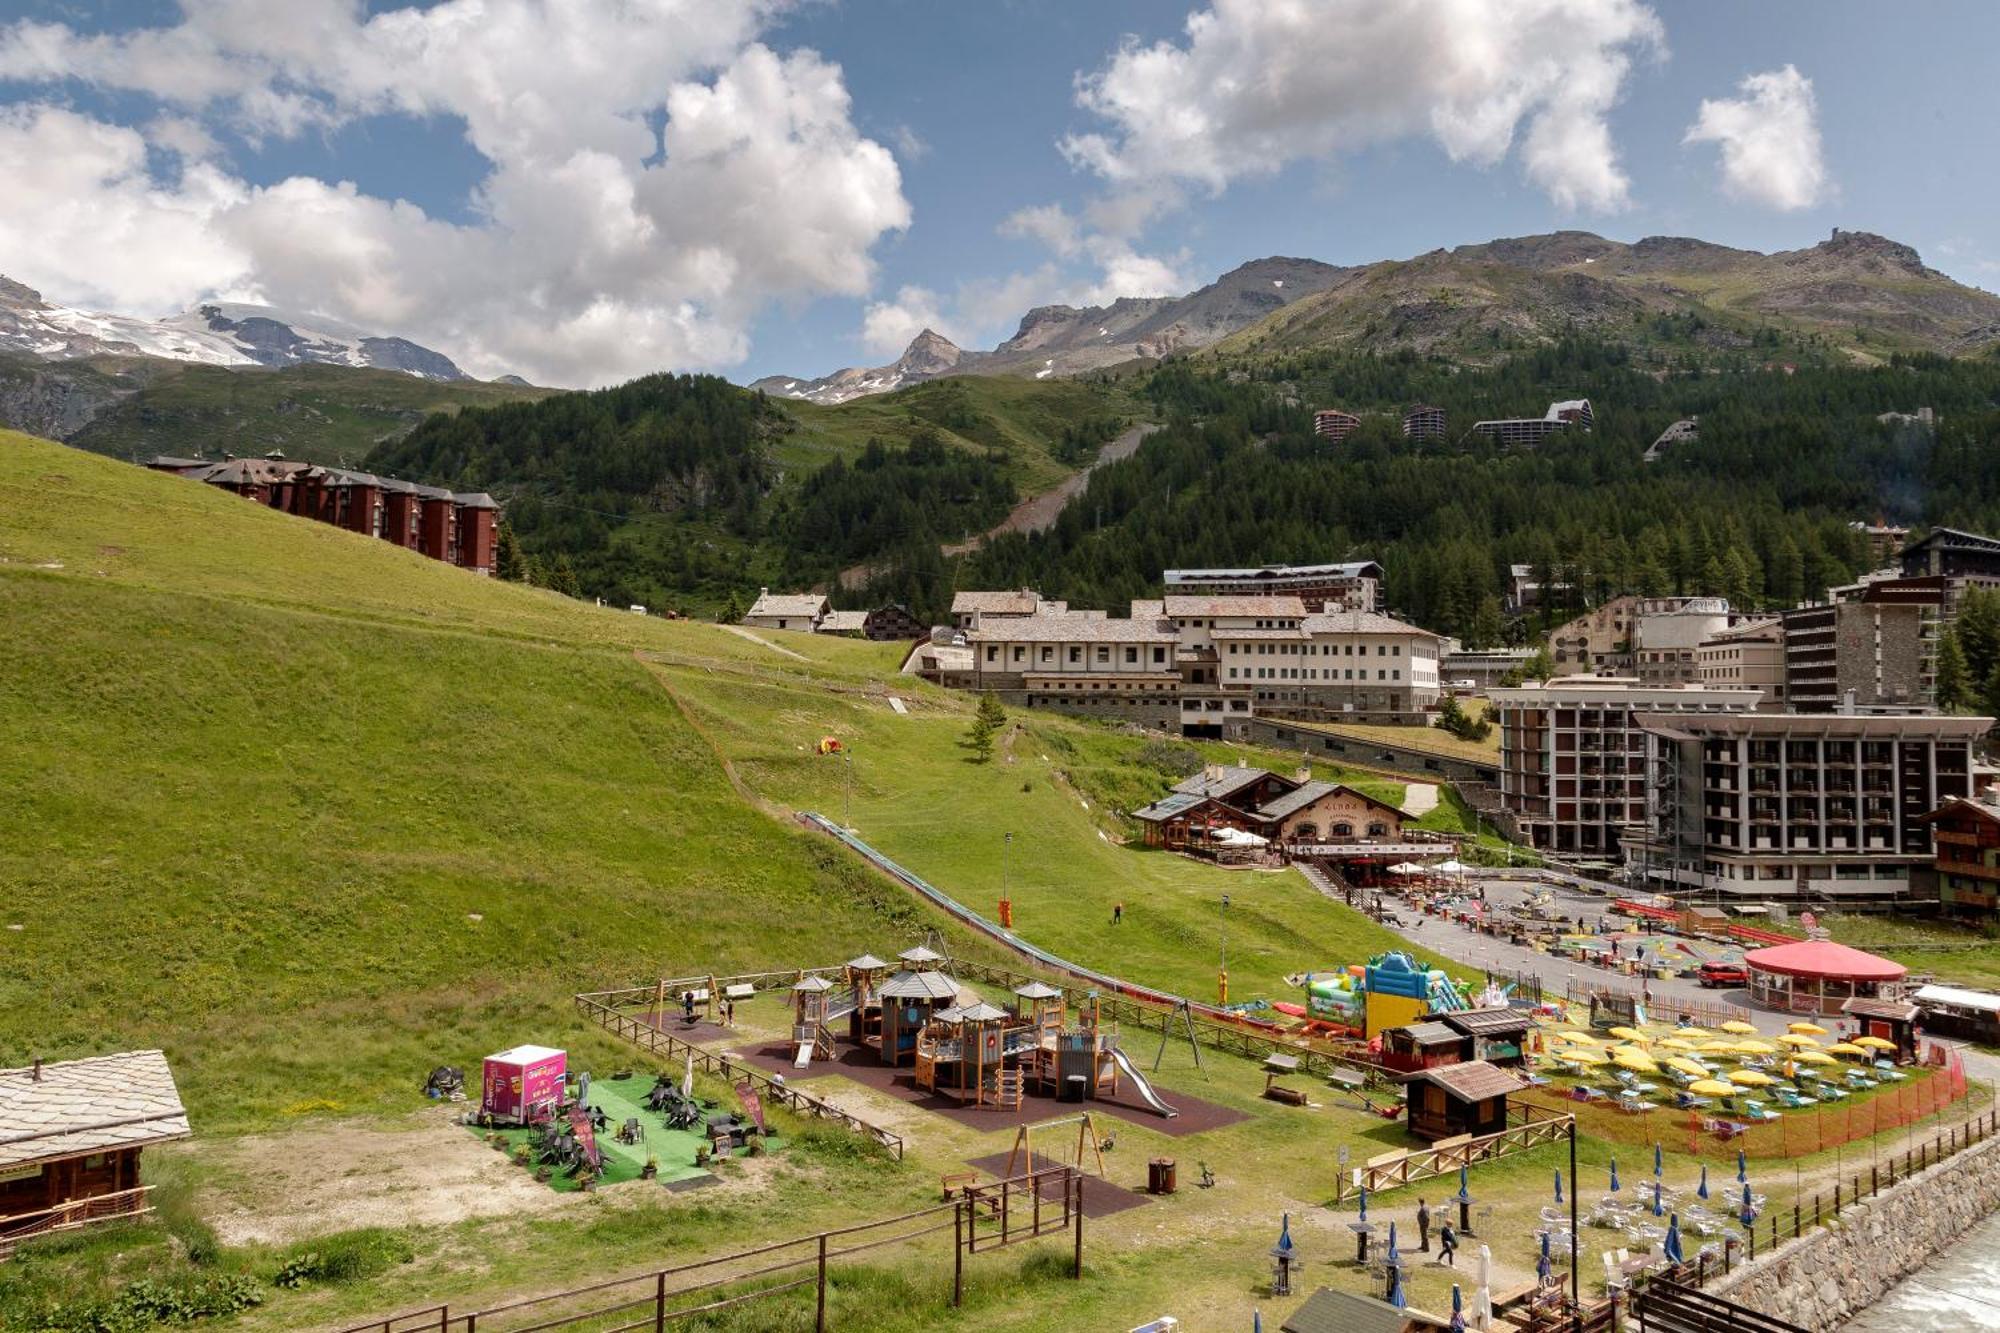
left=990, top=644, right=1170, bottom=666
left=1226, top=642, right=1404, bottom=656
left=1230, top=667, right=1402, bottom=681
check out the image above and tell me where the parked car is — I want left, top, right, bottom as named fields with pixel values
left=1697, top=960, right=1748, bottom=988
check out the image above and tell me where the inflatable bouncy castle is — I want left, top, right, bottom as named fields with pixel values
left=1299, top=953, right=1474, bottom=1038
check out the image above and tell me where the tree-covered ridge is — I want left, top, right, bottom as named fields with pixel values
left=926, top=345, right=2000, bottom=643
left=776, top=431, right=1014, bottom=567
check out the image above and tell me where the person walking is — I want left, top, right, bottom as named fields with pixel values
left=1416, top=1198, right=1432, bottom=1252
left=1438, top=1219, right=1458, bottom=1267
left=1112, top=902, right=1123, bottom=926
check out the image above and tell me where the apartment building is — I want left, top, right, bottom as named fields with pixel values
left=1441, top=645, right=1538, bottom=690
left=1696, top=619, right=1786, bottom=709
left=1632, top=597, right=1731, bottom=686
left=1209, top=607, right=1442, bottom=720
left=1897, top=527, right=2000, bottom=619
left=1547, top=595, right=1637, bottom=674
left=1850, top=518, right=1911, bottom=565
left=967, top=612, right=1184, bottom=730
left=1163, top=561, right=1382, bottom=613
left=1471, top=398, right=1594, bottom=447
left=1780, top=589, right=1937, bottom=713
left=1920, top=793, right=2000, bottom=921
left=1629, top=712, right=1985, bottom=902
left=1490, top=680, right=1760, bottom=858
left=1402, top=404, right=1447, bottom=440
left=1312, top=409, right=1362, bottom=443
left=742, top=590, right=828, bottom=632
left=950, top=589, right=1063, bottom=631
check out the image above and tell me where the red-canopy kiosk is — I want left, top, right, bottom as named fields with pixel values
left=1742, top=939, right=1907, bottom=1016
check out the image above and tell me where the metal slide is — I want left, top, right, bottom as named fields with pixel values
left=794, top=1042, right=813, bottom=1068
left=1108, top=1048, right=1178, bottom=1118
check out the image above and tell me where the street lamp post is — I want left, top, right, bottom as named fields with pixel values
left=1219, top=893, right=1231, bottom=1006
left=842, top=749, right=853, bottom=830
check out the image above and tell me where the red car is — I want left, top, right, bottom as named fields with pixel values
left=1697, top=960, right=1748, bottom=988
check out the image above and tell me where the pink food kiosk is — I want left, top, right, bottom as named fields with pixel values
left=481, top=1044, right=567, bottom=1125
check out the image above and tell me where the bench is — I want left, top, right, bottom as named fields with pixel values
left=723, top=984, right=757, bottom=1001
left=940, top=1171, right=979, bottom=1200
left=1263, top=1053, right=1301, bottom=1075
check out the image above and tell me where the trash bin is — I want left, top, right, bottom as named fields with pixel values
left=1149, top=1157, right=1177, bottom=1195
left=1062, top=1074, right=1087, bottom=1104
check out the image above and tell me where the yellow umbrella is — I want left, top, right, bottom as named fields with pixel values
left=1854, top=1036, right=1896, bottom=1051
left=1665, top=1056, right=1709, bottom=1077
left=1608, top=1026, right=1649, bottom=1044
left=1689, top=1079, right=1737, bottom=1097
left=1555, top=1031, right=1603, bottom=1045
left=1698, top=1040, right=1740, bottom=1054
left=1558, top=1047, right=1611, bottom=1065
left=1612, top=1049, right=1659, bottom=1071
left=1720, top=1020, right=1759, bottom=1035
left=1795, top=1050, right=1837, bottom=1065
left=1729, top=1069, right=1775, bottom=1087
left=1788, top=1021, right=1829, bottom=1035
left=1675, top=1027, right=1712, bottom=1039
left=1735, top=1040, right=1777, bottom=1054
left=1776, top=1034, right=1820, bottom=1048
left=1824, top=1042, right=1868, bottom=1056
left=1657, top=1038, right=1697, bottom=1052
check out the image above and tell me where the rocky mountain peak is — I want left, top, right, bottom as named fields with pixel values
left=0, top=275, right=46, bottom=307
left=1811, top=229, right=1927, bottom=275
left=897, top=328, right=962, bottom=376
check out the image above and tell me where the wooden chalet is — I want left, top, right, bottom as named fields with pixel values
left=1129, top=791, right=1258, bottom=849
left=1249, top=781, right=1410, bottom=847
left=1401, top=1059, right=1523, bottom=1142
left=1380, top=1020, right=1471, bottom=1075
left=1, top=1051, right=191, bottom=1252
left=1435, top=1007, right=1532, bottom=1068
left=1171, top=764, right=1300, bottom=810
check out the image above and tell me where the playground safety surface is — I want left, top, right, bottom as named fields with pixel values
left=728, top=1041, right=1249, bottom=1137
left=964, top=1150, right=1151, bottom=1218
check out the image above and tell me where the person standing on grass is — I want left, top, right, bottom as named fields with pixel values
left=1113, top=902, right=1123, bottom=926
left=1417, top=1198, right=1432, bottom=1251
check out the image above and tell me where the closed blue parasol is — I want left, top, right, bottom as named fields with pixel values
left=1554, top=1167, right=1563, bottom=1203
left=1458, top=1164, right=1471, bottom=1200
left=1740, top=1182, right=1756, bottom=1227
left=1698, top=1165, right=1709, bottom=1200
left=1450, top=1283, right=1465, bottom=1331
left=1737, top=1148, right=1747, bottom=1183
left=1358, top=1186, right=1368, bottom=1222
left=1254, top=1313, right=1262, bottom=1333
left=1664, top=1214, right=1684, bottom=1264
left=1610, top=1157, right=1621, bottom=1192
left=1654, top=1142, right=1663, bottom=1177
left=1538, top=1231, right=1552, bottom=1284
left=1387, top=1261, right=1407, bottom=1309
left=1277, top=1213, right=1293, bottom=1256
left=1387, top=1220, right=1400, bottom=1264
left=1653, top=1180, right=1664, bottom=1217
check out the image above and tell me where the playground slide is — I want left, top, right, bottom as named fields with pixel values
left=1427, top=975, right=1469, bottom=1013
left=794, top=1041, right=813, bottom=1069
left=1108, top=1048, right=1178, bottom=1118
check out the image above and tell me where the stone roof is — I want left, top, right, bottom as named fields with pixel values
left=1165, top=561, right=1382, bottom=582
left=0, top=1050, right=191, bottom=1169
left=745, top=590, right=828, bottom=620
left=817, top=611, right=868, bottom=633
left=1300, top=609, right=1442, bottom=640
left=1163, top=595, right=1309, bottom=619
left=1131, top=791, right=1222, bottom=823
left=966, top=614, right=1174, bottom=643
left=1171, top=765, right=1285, bottom=801
left=1252, top=781, right=1339, bottom=821
left=951, top=590, right=1042, bottom=615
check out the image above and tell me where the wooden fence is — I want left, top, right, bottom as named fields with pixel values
left=573, top=993, right=906, bottom=1161
left=0, top=1185, right=153, bottom=1257
left=335, top=1167, right=1081, bottom=1333
left=1564, top=977, right=1750, bottom=1030
left=1341, top=1105, right=1574, bottom=1198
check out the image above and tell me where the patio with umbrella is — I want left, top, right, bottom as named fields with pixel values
left=1653, top=1143, right=1664, bottom=1178
left=1612, top=1048, right=1659, bottom=1073
left=1387, top=862, right=1427, bottom=876
left=1698, top=1039, right=1740, bottom=1055
left=1348, top=1186, right=1375, bottom=1261
left=1675, top=1027, right=1712, bottom=1039
left=1658, top=1038, right=1697, bottom=1052
left=1554, top=1030, right=1604, bottom=1045
left=1740, top=1182, right=1757, bottom=1225
left=1474, top=1246, right=1494, bottom=1329
left=1555, top=1047, right=1611, bottom=1067
left=1652, top=1180, right=1666, bottom=1217
left=1385, top=1260, right=1407, bottom=1309
left=1538, top=1232, right=1553, bottom=1285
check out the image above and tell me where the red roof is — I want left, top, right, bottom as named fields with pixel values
left=1742, top=939, right=1907, bottom=982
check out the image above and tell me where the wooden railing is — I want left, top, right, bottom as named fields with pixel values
left=1342, top=1106, right=1573, bottom=1198
left=0, top=1186, right=152, bottom=1256
left=335, top=1168, right=1080, bottom=1333
left=1564, top=977, right=1749, bottom=1030
left=573, top=994, right=905, bottom=1161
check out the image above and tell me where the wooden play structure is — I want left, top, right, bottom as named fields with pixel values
left=915, top=1002, right=1021, bottom=1107
left=1003, top=1113, right=1108, bottom=1180
left=789, top=975, right=857, bottom=1069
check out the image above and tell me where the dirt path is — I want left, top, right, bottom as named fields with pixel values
left=839, top=422, right=1158, bottom=588
left=717, top=623, right=809, bottom=660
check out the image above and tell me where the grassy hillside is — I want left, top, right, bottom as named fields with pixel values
left=57, top=361, right=554, bottom=467
left=0, top=429, right=956, bottom=1131
left=773, top=374, right=1137, bottom=495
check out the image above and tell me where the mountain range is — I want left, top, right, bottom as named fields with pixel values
left=0, top=275, right=472, bottom=380
left=755, top=230, right=2000, bottom=406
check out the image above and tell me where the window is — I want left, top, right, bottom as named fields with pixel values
left=1041, top=646, right=1053, bottom=664
left=1097, top=647, right=1110, bottom=664
left=1153, top=647, right=1166, bottom=664
left=1013, top=647, right=1025, bottom=663
left=1125, top=647, right=1138, bottom=664
left=1367, top=822, right=1388, bottom=836
left=1332, top=822, right=1354, bottom=837
left=986, top=647, right=998, bottom=662
left=1069, top=646, right=1081, bottom=664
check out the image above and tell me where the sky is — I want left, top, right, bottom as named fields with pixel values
left=1, top=0, right=1996, bottom=387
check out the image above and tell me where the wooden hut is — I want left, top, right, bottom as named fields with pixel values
left=1, top=1051, right=191, bottom=1252
left=844, top=954, right=891, bottom=1045
left=1402, top=1060, right=1523, bottom=1142
left=876, top=969, right=962, bottom=1066
left=1380, top=1020, right=1471, bottom=1075
left=915, top=1002, right=1020, bottom=1107
left=1842, top=995, right=1924, bottom=1062
left=1436, top=1007, right=1533, bottom=1068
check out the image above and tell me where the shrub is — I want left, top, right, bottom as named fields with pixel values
left=272, top=1229, right=414, bottom=1288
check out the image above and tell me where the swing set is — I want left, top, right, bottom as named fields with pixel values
left=1003, top=1112, right=1108, bottom=1181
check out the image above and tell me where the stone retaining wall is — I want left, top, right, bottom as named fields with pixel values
left=1703, top=1130, right=2000, bottom=1330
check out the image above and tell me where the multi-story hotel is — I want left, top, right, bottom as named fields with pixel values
left=1780, top=591, right=1936, bottom=713
left=1628, top=712, right=1986, bottom=902
left=1489, top=680, right=1760, bottom=858
left=1696, top=619, right=1787, bottom=709
left=1401, top=404, right=1447, bottom=440
left=1471, top=398, right=1594, bottom=447
left=1312, top=409, right=1362, bottom=443
left=1162, top=561, right=1382, bottom=613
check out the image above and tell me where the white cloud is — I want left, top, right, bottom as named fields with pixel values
left=1683, top=64, right=1828, bottom=212
left=1000, top=204, right=1082, bottom=257
left=0, top=1, right=910, bottom=386
left=1061, top=0, right=1664, bottom=213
